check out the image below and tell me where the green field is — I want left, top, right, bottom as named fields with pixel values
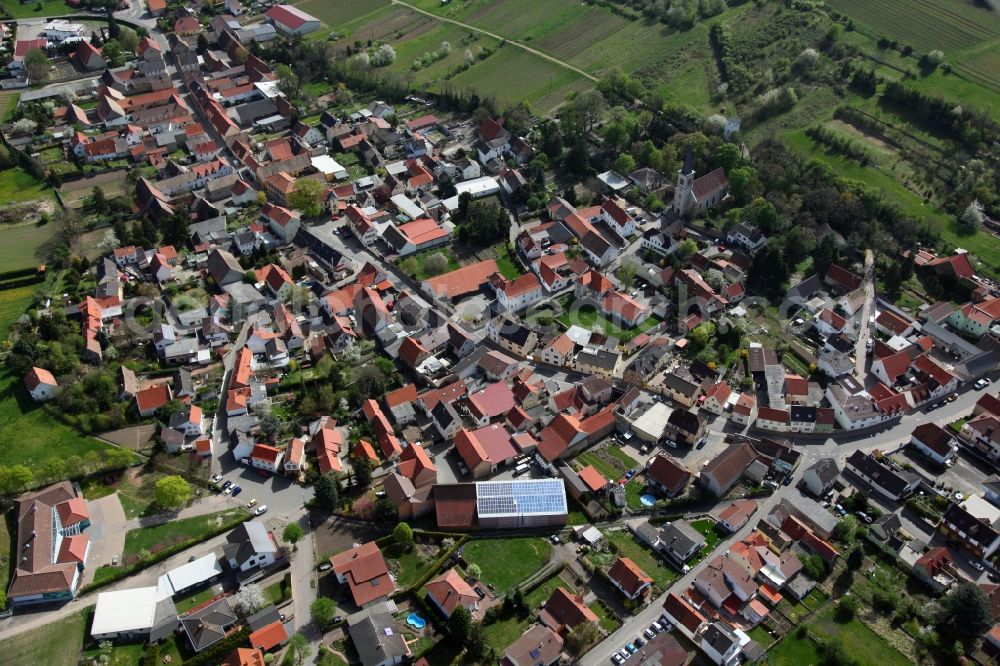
left=0, top=608, right=88, bottom=666
left=766, top=631, right=824, bottom=666
left=589, top=600, right=622, bottom=633
left=122, top=508, right=246, bottom=559
left=0, top=167, right=54, bottom=206
left=0, top=221, right=57, bottom=273
left=827, top=0, right=999, bottom=53
left=0, top=284, right=36, bottom=341
left=0, top=0, right=81, bottom=19
left=806, top=605, right=911, bottom=666
left=0, top=369, right=116, bottom=478
left=462, top=537, right=551, bottom=593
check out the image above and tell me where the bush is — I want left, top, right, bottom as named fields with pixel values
left=835, top=596, right=858, bottom=622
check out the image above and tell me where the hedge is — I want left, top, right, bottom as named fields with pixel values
left=396, top=533, right=469, bottom=596
left=80, top=511, right=249, bottom=594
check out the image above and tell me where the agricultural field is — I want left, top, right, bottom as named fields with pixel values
left=827, top=0, right=1000, bottom=92
left=0, top=283, right=36, bottom=341
left=0, top=167, right=53, bottom=206
left=0, top=221, right=57, bottom=273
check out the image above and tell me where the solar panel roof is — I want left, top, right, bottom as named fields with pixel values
left=475, top=479, right=567, bottom=518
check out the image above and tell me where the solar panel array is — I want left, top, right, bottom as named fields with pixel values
left=476, top=479, right=567, bottom=518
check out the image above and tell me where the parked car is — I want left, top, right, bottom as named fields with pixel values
left=612, top=654, right=625, bottom=665
left=231, top=486, right=242, bottom=497
left=247, top=499, right=257, bottom=508
left=696, top=438, right=708, bottom=450
left=549, top=535, right=562, bottom=545
left=634, top=637, right=644, bottom=647
left=975, top=379, right=988, bottom=389
left=222, top=480, right=232, bottom=490
left=211, top=474, right=223, bottom=483
left=644, top=628, right=655, bottom=639
left=855, top=511, right=872, bottom=524
left=255, top=505, right=267, bottom=515
left=223, top=484, right=234, bottom=495
left=625, top=642, right=637, bottom=654
left=318, top=563, right=332, bottom=572
left=970, top=559, right=985, bottom=572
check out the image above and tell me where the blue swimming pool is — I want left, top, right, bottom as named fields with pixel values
left=640, top=494, right=657, bottom=507
left=406, top=612, right=426, bottom=629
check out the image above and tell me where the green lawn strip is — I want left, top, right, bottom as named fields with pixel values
left=588, top=601, right=621, bottom=633
left=746, top=625, right=774, bottom=649
left=690, top=519, right=722, bottom=555
left=1, top=0, right=81, bottom=18
left=492, top=244, right=524, bottom=279
left=123, top=509, right=246, bottom=559
left=624, top=478, right=646, bottom=510
left=0, top=221, right=57, bottom=273
left=462, top=537, right=551, bottom=593
left=606, top=531, right=677, bottom=590
left=175, top=586, right=220, bottom=614
left=0, top=510, right=11, bottom=603
left=0, top=284, right=35, bottom=341
left=0, top=607, right=88, bottom=666
left=482, top=610, right=532, bottom=652
left=398, top=246, right=461, bottom=281
left=0, top=167, right=53, bottom=205
left=82, top=642, right=146, bottom=666
left=0, top=369, right=117, bottom=475
left=263, top=577, right=292, bottom=606
left=574, top=451, right=620, bottom=481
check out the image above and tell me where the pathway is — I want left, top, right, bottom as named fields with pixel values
left=854, top=249, right=876, bottom=378
left=389, top=0, right=598, bottom=82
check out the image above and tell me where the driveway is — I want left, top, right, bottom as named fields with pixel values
left=80, top=494, right=128, bottom=586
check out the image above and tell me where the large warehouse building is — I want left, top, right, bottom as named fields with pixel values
left=434, top=479, right=568, bottom=529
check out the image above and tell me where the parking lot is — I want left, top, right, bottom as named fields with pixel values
left=214, top=452, right=313, bottom=518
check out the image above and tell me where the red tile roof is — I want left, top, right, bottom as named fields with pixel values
left=578, top=465, right=608, bottom=493
left=422, top=260, right=499, bottom=299
left=425, top=567, right=478, bottom=616
left=330, top=541, right=395, bottom=607
left=136, top=384, right=171, bottom=413
left=608, top=557, right=652, bottom=597
left=24, top=367, right=57, bottom=391
left=249, top=620, right=288, bottom=651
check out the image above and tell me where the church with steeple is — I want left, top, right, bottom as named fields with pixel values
left=671, top=150, right=730, bottom=218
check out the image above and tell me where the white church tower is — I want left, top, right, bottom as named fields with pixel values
left=672, top=150, right=695, bottom=216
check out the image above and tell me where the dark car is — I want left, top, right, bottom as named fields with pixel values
left=231, top=485, right=243, bottom=497
left=221, top=480, right=233, bottom=490
left=782, top=475, right=793, bottom=486
left=474, top=586, right=486, bottom=599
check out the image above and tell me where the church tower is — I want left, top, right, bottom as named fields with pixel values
left=672, top=149, right=696, bottom=216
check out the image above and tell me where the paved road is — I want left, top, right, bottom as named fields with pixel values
left=854, top=249, right=876, bottom=378
left=289, top=512, right=320, bottom=655
left=581, top=380, right=998, bottom=663
left=389, top=0, right=598, bottom=82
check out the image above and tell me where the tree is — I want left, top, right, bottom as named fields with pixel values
left=938, top=582, right=991, bottom=636
left=675, top=238, right=697, bottom=261
left=714, top=143, right=742, bottom=172
left=834, top=596, right=857, bottom=622
left=288, top=633, right=309, bottom=666
left=310, top=597, right=337, bottom=628
left=11, top=118, right=37, bottom=137
left=118, top=27, right=139, bottom=54
left=233, top=583, right=266, bottom=616
left=352, top=456, right=373, bottom=488
left=570, top=89, right=607, bottom=134
left=101, top=39, right=123, bottom=67
left=747, top=245, right=789, bottom=294
left=154, top=475, right=192, bottom=510
left=612, top=153, right=636, bottom=175
left=275, top=64, right=300, bottom=98
left=961, top=199, right=984, bottom=230
left=832, top=515, right=858, bottom=543
left=423, top=252, right=449, bottom=276
left=566, top=621, right=600, bottom=655
left=314, top=473, right=341, bottom=511
left=448, top=605, right=472, bottom=642
left=24, top=48, right=50, bottom=83
left=467, top=563, right=482, bottom=580
left=704, top=268, right=726, bottom=291
left=393, top=522, right=414, bottom=550
left=466, top=621, right=488, bottom=661
left=289, top=178, right=324, bottom=218
left=374, top=496, right=398, bottom=524
left=821, top=639, right=858, bottom=666
left=283, top=522, right=304, bottom=546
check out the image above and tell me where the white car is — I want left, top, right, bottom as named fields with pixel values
left=254, top=505, right=268, bottom=516
left=223, top=485, right=234, bottom=495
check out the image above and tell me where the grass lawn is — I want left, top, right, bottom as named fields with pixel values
left=606, top=531, right=677, bottom=589
left=492, top=244, right=524, bottom=279
left=482, top=609, right=532, bottom=653
left=778, top=598, right=813, bottom=624
left=689, top=519, right=722, bottom=565
left=766, top=631, right=823, bottom=665
left=558, top=302, right=661, bottom=342
left=83, top=642, right=146, bottom=666
left=263, top=577, right=292, bottom=606
left=0, top=167, right=53, bottom=205
left=0, top=91, right=19, bottom=122
left=0, top=369, right=118, bottom=479
left=398, top=246, right=460, bottom=280
left=589, top=601, right=622, bottom=633
left=624, top=477, right=647, bottom=510
left=801, top=588, right=829, bottom=609
left=0, top=220, right=58, bottom=273
left=808, top=605, right=910, bottom=666
left=948, top=418, right=967, bottom=434
left=383, top=543, right=436, bottom=589
left=1, top=0, right=81, bottom=18
left=175, top=586, right=221, bottom=614
left=747, top=625, right=775, bottom=649
left=0, top=284, right=36, bottom=341
left=1, top=608, right=88, bottom=666
left=524, top=573, right=574, bottom=609
left=462, top=537, right=551, bottom=593
left=123, top=508, right=246, bottom=559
